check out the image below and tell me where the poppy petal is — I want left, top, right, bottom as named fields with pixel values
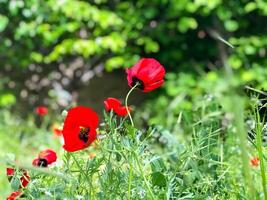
left=62, top=106, right=99, bottom=152
left=144, top=80, right=165, bottom=92
left=104, top=98, right=121, bottom=112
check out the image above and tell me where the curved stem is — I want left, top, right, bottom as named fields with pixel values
left=125, top=84, right=139, bottom=126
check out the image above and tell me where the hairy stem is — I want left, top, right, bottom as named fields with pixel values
left=125, top=84, right=139, bottom=126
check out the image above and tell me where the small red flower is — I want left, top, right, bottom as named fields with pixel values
left=126, top=58, right=166, bottom=92
left=32, top=149, right=57, bottom=167
left=6, top=168, right=15, bottom=176
left=104, top=97, right=131, bottom=117
left=62, top=106, right=99, bottom=152
left=6, top=190, right=22, bottom=200
left=52, top=124, right=63, bottom=136
left=250, top=157, right=260, bottom=167
left=6, top=168, right=30, bottom=188
left=35, top=106, right=48, bottom=116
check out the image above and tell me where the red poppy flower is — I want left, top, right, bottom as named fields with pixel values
left=62, top=106, right=99, bottom=152
left=35, top=106, right=48, bottom=116
left=126, top=58, right=165, bottom=92
left=6, top=168, right=30, bottom=188
left=32, top=149, right=57, bottom=167
left=104, top=97, right=131, bottom=117
left=250, top=157, right=260, bottom=167
left=6, top=190, right=22, bottom=200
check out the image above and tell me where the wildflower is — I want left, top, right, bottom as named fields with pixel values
left=32, top=149, right=57, bottom=167
left=35, top=106, right=48, bottom=116
left=6, top=168, right=30, bottom=188
left=250, top=157, right=260, bottom=167
left=104, top=97, right=131, bottom=117
left=62, top=106, right=99, bottom=152
left=126, top=58, right=165, bottom=92
left=52, top=124, right=63, bottom=136
left=6, top=190, right=22, bottom=200
left=6, top=168, right=15, bottom=176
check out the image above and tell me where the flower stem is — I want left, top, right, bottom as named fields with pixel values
left=255, top=110, right=267, bottom=200
left=231, top=95, right=256, bottom=199
left=125, top=84, right=139, bottom=126
left=134, top=153, right=156, bottom=200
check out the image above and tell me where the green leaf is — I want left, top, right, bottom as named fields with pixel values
left=177, top=17, right=198, bottom=33
left=151, top=171, right=166, bottom=187
left=228, top=55, right=242, bottom=69
left=30, top=52, right=43, bottom=62
left=244, top=2, right=257, bottom=13
left=105, top=56, right=125, bottom=72
left=0, top=15, right=8, bottom=32
left=224, top=20, right=239, bottom=32
left=183, top=170, right=198, bottom=186
left=11, top=177, right=20, bottom=190
left=150, top=158, right=166, bottom=172
left=0, top=93, right=16, bottom=106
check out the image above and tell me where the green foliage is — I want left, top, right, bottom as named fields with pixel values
left=0, top=0, right=267, bottom=108
left=0, top=108, right=235, bottom=199
left=2, top=89, right=265, bottom=199
left=0, top=0, right=266, bottom=71
left=1, top=0, right=267, bottom=199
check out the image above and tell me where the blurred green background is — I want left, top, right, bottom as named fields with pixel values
left=1, top=0, right=267, bottom=197
left=1, top=0, right=267, bottom=111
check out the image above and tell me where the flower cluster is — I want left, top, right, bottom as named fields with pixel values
left=6, top=168, right=30, bottom=199
left=61, top=58, right=165, bottom=152
left=5, top=58, right=166, bottom=199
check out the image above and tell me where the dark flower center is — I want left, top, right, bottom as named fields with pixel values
left=79, top=126, right=90, bottom=143
left=131, top=77, right=144, bottom=90
left=38, top=158, right=48, bottom=167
